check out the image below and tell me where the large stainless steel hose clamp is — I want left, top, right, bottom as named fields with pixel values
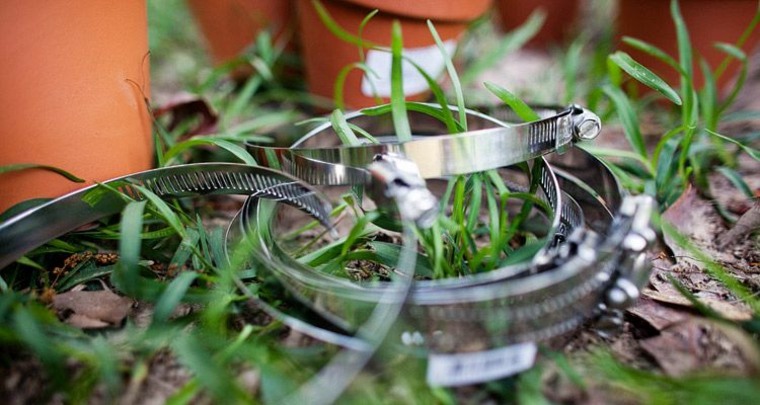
left=242, top=104, right=657, bottom=359
left=0, top=164, right=334, bottom=270
left=247, top=104, right=601, bottom=184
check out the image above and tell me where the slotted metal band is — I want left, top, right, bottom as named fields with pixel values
left=247, top=105, right=600, bottom=184
left=0, top=163, right=333, bottom=270
left=241, top=105, right=654, bottom=354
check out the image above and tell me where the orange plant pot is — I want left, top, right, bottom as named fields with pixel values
left=187, top=0, right=296, bottom=65
left=297, top=0, right=492, bottom=109
left=0, top=2, right=153, bottom=213
left=495, top=0, right=581, bottom=47
left=617, top=0, right=760, bottom=91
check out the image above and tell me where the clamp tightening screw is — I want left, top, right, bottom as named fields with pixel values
left=604, top=195, right=658, bottom=310
left=367, top=154, right=439, bottom=229
left=570, top=105, right=602, bottom=141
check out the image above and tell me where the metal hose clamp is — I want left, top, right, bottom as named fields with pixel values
left=242, top=105, right=656, bottom=387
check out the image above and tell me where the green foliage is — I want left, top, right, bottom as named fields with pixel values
left=4, top=0, right=760, bottom=402
left=600, top=0, right=760, bottom=207
left=590, top=350, right=760, bottom=405
left=0, top=164, right=85, bottom=183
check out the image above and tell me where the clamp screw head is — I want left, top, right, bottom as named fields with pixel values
left=605, top=277, right=640, bottom=309
left=571, top=107, right=601, bottom=141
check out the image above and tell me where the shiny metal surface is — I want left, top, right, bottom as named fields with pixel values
left=0, top=102, right=655, bottom=399
left=241, top=106, right=656, bottom=354
left=0, top=163, right=333, bottom=270
left=248, top=105, right=601, bottom=184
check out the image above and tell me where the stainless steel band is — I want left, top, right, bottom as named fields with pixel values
left=0, top=102, right=656, bottom=399
left=242, top=105, right=655, bottom=353
left=247, top=104, right=601, bottom=184
left=0, top=163, right=333, bottom=270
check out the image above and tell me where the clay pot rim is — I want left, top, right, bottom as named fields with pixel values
left=334, top=0, right=492, bottom=22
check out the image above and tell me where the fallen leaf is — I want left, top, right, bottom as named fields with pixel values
left=642, top=288, right=752, bottom=321
left=53, top=290, right=133, bottom=329
left=66, top=313, right=110, bottom=329
left=626, top=297, right=689, bottom=331
left=153, top=94, right=218, bottom=136
left=662, top=186, right=726, bottom=264
left=640, top=318, right=760, bottom=377
left=717, top=200, right=760, bottom=249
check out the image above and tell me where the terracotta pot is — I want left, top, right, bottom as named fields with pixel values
left=0, top=2, right=153, bottom=213
left=297, top=0, right=492, bottom=109
left=617, top=0, right=760, bottom=91
left=187, top=0, right=296, bottom=66
left=495, top=0, right=581, bottom=47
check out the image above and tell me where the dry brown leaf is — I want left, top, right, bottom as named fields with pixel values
left=642, top=288, right=753, bottom=321
left=640, top=318, right=760, bottom=377
left=152, top=93, right=218, bottom=136
left=52, top=290, right=133, bottom=329
left=661, top=186, right=726, bottom=263
left=626, top=297, right=689, bottom=331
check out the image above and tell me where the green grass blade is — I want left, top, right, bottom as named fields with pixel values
left=334, top=62, right=380, bottom=110
left=0, top=163, right=85, bottom=183
left=671, top=0, right=693, bottom=79
left=0, top=274, right=9, bottom=292
left=408, top=59, right=459, bottom=133
left=465, top=175, right=483, bottom=234
left=654, top=137, right=683, bottom=205
left=226, top=75, right=263, bottom=126
left=652, top=125, right=684, bottom=166
left=390, top=20, right=412, bottom=141
left=563, top=37, right=585, bottom=104
left=13, top=305, right=66, bottom=381
left=716, top=166, right=754, bottom=199
left=662, top=221, right=760, bottom=313
left=57, top=263, right=116, bottom=292
left=609, top=51, right=682, bottom=105
left=671, top=0, right=694, bottom=126
left=163, top=137, right=257, bottom=166
left=716, top=43, right=749, bottom=113
left=715, top=4, right=760, bottom=79
left=173, top=334, right=246, bottom=402
left=14, top=256, right=46, bottom=271
left=621, top=36, right=684, bottom=76
left=578, top=144, right=655, bottom=176
left=170, top=228, right=200, bottom=272
left=112, top=200, right=147, bottom=296
left=330, top=109, right=361, bottom=146
left=0, top=198, right=50, bottom=222
left=312, top=0, right=380, bottom=49
left=460, top=10, right=545, bottom=85
left=706, top=129, right=760, bottom=161
left=362, top=102, right=465, bottom=131
left=698, top=58, right=718, bottom=131
left=602, top=85, right=648, bottom=159
left=347, top=123, right=381, bottom=144
left=427, top=20, right=467, bottom=131
left=357, top=9, right=379, bottom=61
left=153, top=271, right=199, bottom=324
left=483, top=82, right=540, bottom=122
left=132, top=184, right=187, bottom=238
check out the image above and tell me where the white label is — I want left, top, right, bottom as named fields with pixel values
left=426, top=342, right=538, bottom=386
left=361, top=40, right=457, bottom=97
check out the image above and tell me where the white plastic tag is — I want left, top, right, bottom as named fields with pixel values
left=361, top=40, right=457, bottom=97
left=426, top=342, right=538, bottom=387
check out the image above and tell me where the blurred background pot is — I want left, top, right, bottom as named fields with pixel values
left=186, top=0, right=296, bottom=76
left=0, top=1, right=153, bottom=213
left=617, top=0, right=760, bottom=91
left=297, top=0, right=492, bottom=109
left=495, top=0, right=581, bottom=47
